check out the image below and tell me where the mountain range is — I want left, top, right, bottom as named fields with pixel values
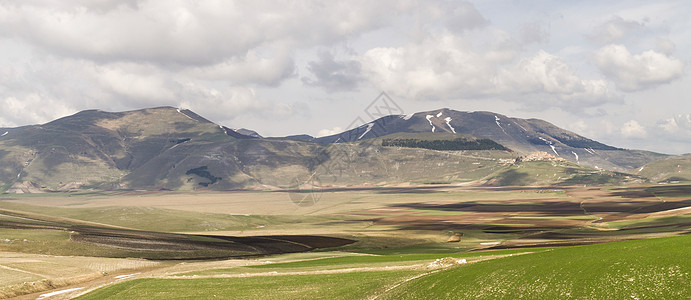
left=0, top=106, right=685, bottom=193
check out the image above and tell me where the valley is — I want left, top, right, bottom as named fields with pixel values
left=0, top=184, right=688, bottom=299
left=0, top=107, right=689, bottom=299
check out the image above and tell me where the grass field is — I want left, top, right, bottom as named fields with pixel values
left=0, top=184, right=688, bottom=299
left=381, top=234, right=690, bottom=299
left=77, top=270, right=424, bottom=300
left=74, top=235, right=689, bottom=300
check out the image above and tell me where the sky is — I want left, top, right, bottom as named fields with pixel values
left=0, top=0, right=689, bottom=154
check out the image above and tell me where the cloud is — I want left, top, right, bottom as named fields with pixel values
left=177, top=84, right=265, bottom=122
left=588, top=16, right=644, bottom=44
left=0, top=1, right=401, bottom=66
left=497, top=51, right=610, bottom=105
left=621, top=120, right=647, bottom=138
left=594, top=44, right=684, bottom=91
left=655, top=37, right=676, bottom=55
left=0, top=55, right=296, bottom=125
left=360, top=33, right=501, bottom=100
left=317, top=127, right=344, bottom=137
left=188, top=45, right=297, bottom=86
left=657, top=114, right=691, bottom=136
left=94, top=63, right=177, bottom=103
left=0, top=94, right=74, bottom=126
left=302, top=50, right=363, bottom=92
left=360, top=34, right=611, bottom=110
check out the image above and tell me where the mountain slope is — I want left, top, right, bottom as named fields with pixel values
left=0, top=107, right=253, bottom=192
left=0, top=107, right=669, bottom=193
left=316, top=108, right=666, bottom=171
left=636, top=154, right=691, bottom=183
left=0, top=108, right=519, bottom=192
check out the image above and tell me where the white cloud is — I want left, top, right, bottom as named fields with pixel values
left=497, top=51, right=610, bottom=105
left=317, top=127, right=343, bottom=137
left=657, top=114, right=691, bottom=135
left=177, top=83, right=264, bottom=122
left=0, top=94, right=73, bottom=126
left=188, top=46, right=297, bottom=86
left=94, top=63, right=176, bottom=102
left=594, top=44, right=684, bottom=92
left=361, top=34, right=611, bottom=110
left=0, top=1, right=401, bottom=66
left=621, top=120, right=647, bottom=138
left=360, top=33, right=505, bottom=100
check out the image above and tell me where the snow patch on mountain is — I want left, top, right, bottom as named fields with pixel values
left=401, top=113, right=414, bottom=120
left=538, top=137, right=552, bottom=144
left=176, top=108, right=194, bottom=120
left=436, top=112, right=443, bottom=117
left=495, top=116, right=508, bottom=135
left=426, top=115, right=436, bottom=132
left=572, top=151, right=579, bottom=163
left=1, top=131, right=7, bottom=137
left=358, top=123, right=374, bottom=140
left=516, top=122, right=528, bottom=131
left=550, top=145, right=559, bottom=156
left=444, top=117, right=456, bottom=133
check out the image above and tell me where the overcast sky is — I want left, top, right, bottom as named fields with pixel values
left=0, top=1, right=689, bottom=154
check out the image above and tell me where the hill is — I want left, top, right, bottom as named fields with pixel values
left=636, top=154, right=691, bottom=183
left=0, top=107, right=671, bottom=193
left=0, top=108, right=519, bottom=192
left=0, top=107, right=272, bottom=192
left=317, top=108, right=666, bottom=171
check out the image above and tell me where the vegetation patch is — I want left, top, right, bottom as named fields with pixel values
left=381, top=235, right=690, bottom=299
left=382, top=138, right=507, bottom=151
left=185, top=166, right=221, bottom=187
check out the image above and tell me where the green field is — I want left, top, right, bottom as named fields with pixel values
left=381, top=235, right=690, bottom=299
left=77, top=271, right=423, bottom=300
left=75, top=235, right=689, bottom=299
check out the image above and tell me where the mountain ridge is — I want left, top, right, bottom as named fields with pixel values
left=315, top=108, right=663, bottom=171
left=0, top=106, right=672, bottom=193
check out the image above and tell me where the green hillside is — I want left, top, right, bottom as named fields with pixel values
left=382, top=234, right=690, bottom=299
left=75, top=235, right=690, bottom=299
left=637, top=154, right=691, bottom=183
left=486, top=160, right=645, bottom=186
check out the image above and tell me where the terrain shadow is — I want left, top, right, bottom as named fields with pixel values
left=0, top=209, right=354, bottom=260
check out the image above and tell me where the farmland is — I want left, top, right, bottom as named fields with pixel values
left=0, top=184, right=689, bottom=299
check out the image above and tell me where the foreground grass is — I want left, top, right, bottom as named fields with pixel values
left=76, top=270, right=422, bottom=300
left=77, top=235, right=690, bottom=299
left=381, top=234, right=690, bottom=299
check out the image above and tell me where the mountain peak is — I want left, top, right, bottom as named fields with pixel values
left=315, top=107, right=661, bottom=171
